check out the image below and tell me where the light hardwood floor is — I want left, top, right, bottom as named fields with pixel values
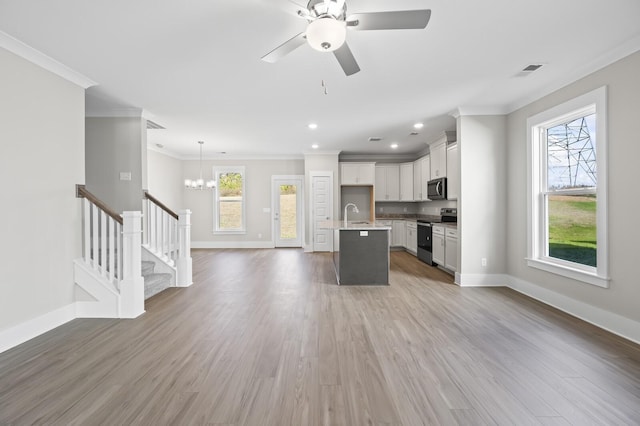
left=1, top=249, right=639, bottom=425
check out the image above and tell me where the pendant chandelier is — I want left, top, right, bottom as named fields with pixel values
left=184, top=141, right=215, bottom=190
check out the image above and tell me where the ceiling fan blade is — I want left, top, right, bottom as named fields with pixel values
left=347, top=10, right=431, bottom=30
left=333, top=42, right=360, bottom=76
left=261, top=32, right=307, bottom=63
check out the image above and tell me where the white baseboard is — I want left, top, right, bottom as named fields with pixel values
left=507, top=276, right=640, bottom=345
left=0, top=304, right=76, bottom=354
left=457, top=273, right=510, bottom=287
left=191, top=241, right=275, bottom=249
left=304, top=244, right=313, bottom=253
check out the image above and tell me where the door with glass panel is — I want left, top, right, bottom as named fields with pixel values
left=272, top=176, right=303, bottom=247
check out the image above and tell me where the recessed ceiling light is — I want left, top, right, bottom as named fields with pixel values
left=390, top=143, right=398, bottom=149
left=308, top=123, right=318, bottom=130
left=413, top=122, right=424, bottom=129
left=312, top=144, right=319, bottom=149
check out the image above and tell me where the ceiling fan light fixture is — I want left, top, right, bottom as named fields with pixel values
left=306, top=18, right=346, bottom=52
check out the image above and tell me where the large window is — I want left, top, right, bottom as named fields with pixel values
left=527, top=87, right=609, bottom=287
left=214, top=166, right=245, bottom=233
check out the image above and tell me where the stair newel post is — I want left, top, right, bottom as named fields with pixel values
left=120, top=211, right=145, bottom=318
left=176, top=209, right=193, bottom=287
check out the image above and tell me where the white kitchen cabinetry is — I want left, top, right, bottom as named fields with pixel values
left=392, top=220, right=406, bottom=247
left=430, top=141, right=447, bottom=180
left=340, top=162, right=375, bottom=186
left=445, top=227, right=458, bottom=271
left=375, top=164, right=400, bottom=201
left=419, top=155, right=430, bottom=200
left=432, top=225, right=445, bottom=265
left=405, top=221, right=417, bottom=255
left=413, top=158, right=422, bottom=200
left=376, top=220, right=393, bottom=246
left=446, top=144, right=458, bottom=200
left=400, top=162, right=414, bottom=201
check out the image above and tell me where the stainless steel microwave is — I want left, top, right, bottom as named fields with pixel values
left=427, top=177, right=447, bottom=200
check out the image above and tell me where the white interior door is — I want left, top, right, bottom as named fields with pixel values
left=273, top=176, right=303, bottom=248
left=312, top=173, right=333, bottom=252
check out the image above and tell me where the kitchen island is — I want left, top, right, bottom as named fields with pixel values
left=319, top=221, right=391, bottom=285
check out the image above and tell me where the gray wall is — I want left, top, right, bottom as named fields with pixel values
left=459, top=115, right=508, bottom=275
left=147, top=149, right=184, bottom=212
left=85, top=117, right=146, bottom=213
left=506, top=51, right=640, bottom=324
left=0, top=47, right=84, bottom=332
left=184, top=158, right=304, bottom=245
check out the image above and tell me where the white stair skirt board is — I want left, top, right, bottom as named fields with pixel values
left=457, top=273, right=511, bottom=287
left=74, top=259, right=121, bottom=318
left=507, top=276, right=640, bottom=345
left=0, top=304, right=76, bottom=354
left=191, top=241, right=276, bottom=249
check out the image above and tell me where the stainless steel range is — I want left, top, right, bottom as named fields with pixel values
left=417, top=208, right=457, bottom=265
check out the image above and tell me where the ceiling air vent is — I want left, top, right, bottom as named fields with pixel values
left=146, top=120, right=165, bottom=130
left=368, top=137, right=383, bottom=142
left=523, top=64, right=543, bottom=72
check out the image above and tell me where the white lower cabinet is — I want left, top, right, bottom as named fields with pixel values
left=392, top=220, right=406, bottom=247
left=444, top=228, right=458, bottom=272
left=432, top=225, right=445, bottom=265
left=376, top=220, right=393, bottom=246
left=405, top=222, right=417, bottom=255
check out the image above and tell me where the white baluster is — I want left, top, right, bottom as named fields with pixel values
left=108, top=217, right=115, bottom=283
left=100, top=211, right=107, bottom=277
left=176, top=209, right=192, bottom=287
left=84, top=198, right=90, bottom=264
left=92, top=203, right=99, bottom=272
left=149, top=203, right=156, bottom=252
left=116, top=221, right=122, bottom=288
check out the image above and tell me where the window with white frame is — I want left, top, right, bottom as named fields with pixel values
left=527, top=86, right=609, bottom=287
left=213, top=166, right=245, bottom=233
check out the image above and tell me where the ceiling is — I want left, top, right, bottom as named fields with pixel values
left=1, top=0, right=639, bottom=159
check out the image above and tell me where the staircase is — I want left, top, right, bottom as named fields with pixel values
left=73, top=185, right=192, bottom=318
left=142, top=260, right=172, bottom=299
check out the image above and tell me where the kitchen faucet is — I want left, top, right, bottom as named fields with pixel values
left=344, top=203, right=359, bottom=227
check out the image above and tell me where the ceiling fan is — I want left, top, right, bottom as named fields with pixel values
left=261, top=0, right=432, bottom=76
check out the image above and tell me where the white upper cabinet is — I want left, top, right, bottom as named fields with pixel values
left=413, top=158, right=422, bottom=200
left=375, top=164, right=400, bottom=201
left=428, top=131, right=456, bottom=180
left=446, top=143, right=458, bottom=200
left=430, top=141, right=447, bottom=180
left=400, top=162, right=414, bottom=201
left=340, top=162, right=375, bottom=185
left=414, top=155, right=430, bottom=201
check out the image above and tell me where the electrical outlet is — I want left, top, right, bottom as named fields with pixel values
left=403, top=207, right=407, bottom=212
left=421, top=207, right=425, bottom=213
left=379, top=207, right=384, bottom=213
left=481, top=258, right=487, bottom=267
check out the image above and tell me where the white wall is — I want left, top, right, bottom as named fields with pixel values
left=0, top=48, right=84, bottom=332
left=459, top=115, right=508, bottom=277
left=147, top=149, right=184, bottom=212
left=85, top=117, right=146, bottom=213
left=184, top=158, right=304, bottom=246
left=506, top=51, right=640, bottom=325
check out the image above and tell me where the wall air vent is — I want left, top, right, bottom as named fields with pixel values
left=146, top=120, right=165, bottom=130
left=368, top=137, right=383, bottom=142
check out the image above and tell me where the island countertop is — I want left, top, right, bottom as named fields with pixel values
left=318, top=220, right=391, bottom=231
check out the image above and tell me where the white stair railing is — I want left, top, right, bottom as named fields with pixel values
left=143, top=191, right=192, bottom=287
left=76, top=185, right=144, bottom=318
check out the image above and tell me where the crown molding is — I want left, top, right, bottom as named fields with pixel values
left=0, top=31, right=96, bottom=89
left=506, top=34, right=640, bottom=114
left=304, top=151, right=341, bottom=157
left=339, top=153, right=418, bottom=162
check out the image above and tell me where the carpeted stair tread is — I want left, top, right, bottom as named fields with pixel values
left=141, top=260, right=155, bottom=276
left=144, top=272, right=172, bottom=299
